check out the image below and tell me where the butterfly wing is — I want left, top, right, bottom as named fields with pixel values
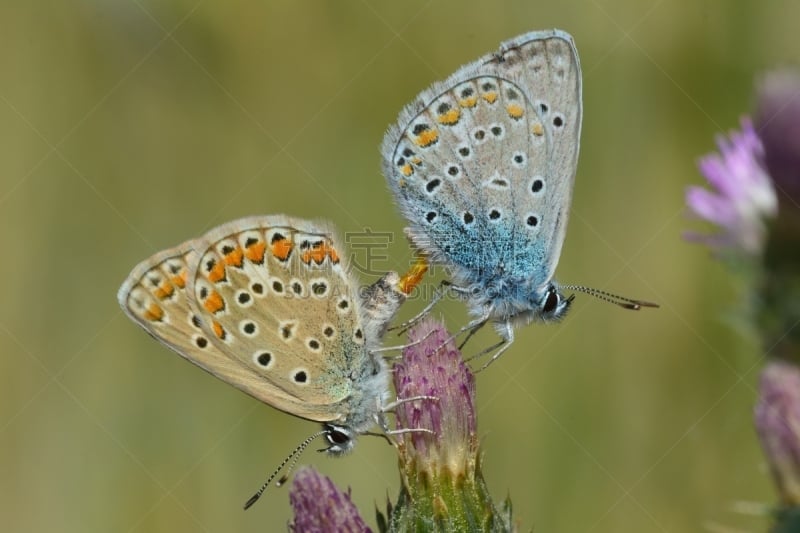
left=381, top=30, right=582, bottom=296
left=186, top=215, right=382, bottom=424
left=117, top=243, right=286, bottom=407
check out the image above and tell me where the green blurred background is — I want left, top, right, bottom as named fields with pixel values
left=2, top=1, right=797, bottom=531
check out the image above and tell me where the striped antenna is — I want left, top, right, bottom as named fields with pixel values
left=243, top=428, right=328, bottom=510
left=561, top=285, right=659, bottom=311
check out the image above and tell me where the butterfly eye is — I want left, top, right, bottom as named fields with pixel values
left=321, top=425, right=356, bottom=456
left=327, top=429, right=350, bottom=445
left=542, top=287, right=559, bottom=314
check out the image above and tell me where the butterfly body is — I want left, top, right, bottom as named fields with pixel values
left=382, top=30, right=582, bottom=339
left=118, top=215, right=411, bottom=454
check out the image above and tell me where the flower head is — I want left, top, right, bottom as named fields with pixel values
left=387, top=318, right=514, bottom=532
left=289, top=466, right=372, bottom=533
left=755, top=359, right=800, bottom=507
left=685, top=119, right=777, bottom=255
left=393, top=319, right=478, bottom=475
left=755, top=69, right=800, bottom=206
left=750, top=70, right=800, bottom=352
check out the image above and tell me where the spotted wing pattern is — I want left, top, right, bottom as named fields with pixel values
left=382, top=30, right=582, bottom=300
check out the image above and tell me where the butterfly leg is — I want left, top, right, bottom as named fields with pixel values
left=469, top=320, right=514, bottom=372
left=448, top=303, right=493, bottom=346
left=373, top=397, right=436, bottom=445
left=381, top=395, right=439, bottom=413
left=389, top=279, right=456, bottom=334
left=370, top=327, right=438, bottom=360
left=372, top=425, right=435, bottom=450
left=457, top=316, right=490, bottom=351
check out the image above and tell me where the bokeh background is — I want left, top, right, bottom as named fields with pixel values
left=2, top=1, right=797, bottom=531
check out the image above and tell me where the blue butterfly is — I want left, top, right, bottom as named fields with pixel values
left=381, top=29, right=656, bottom=366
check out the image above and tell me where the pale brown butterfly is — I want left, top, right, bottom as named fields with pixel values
left=117, top=215, right=427, bottom=508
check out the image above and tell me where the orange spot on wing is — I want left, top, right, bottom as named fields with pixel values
left=171, top=271, right=187, bottom=289
left=437, top=108, right=461, bottom=125
left=144, top=303, right=164, bottom=322
left=207, top=260, right=226, bottom=283
left=398, top=256, right=428, bottom=295
left=224, top=246, right=244, bottom=268
left=153, top=280, right=174, bottom=300
left=301, top=242, right=339, bottom=265
left=302, top=244, right=325, bottom=265
left=482, top=91, right=498, bottom=104
left=203, top=290, right=225, bottom=314
left=212, top=320, right=226, bottom=340
left=532, top=123, right=544, bottom=137
left=459, top=96, right=477, bottom=108
left=245, top=240, right=266, bottom=263
left=414, top=129, right=439, bottom=148
left=506, top=104, right=524, bottom=120
left=401, top=164, right=413, bottom=177
left=327, top=245, right=340, bottom=264
left=271, top=237, right=293, bottom=261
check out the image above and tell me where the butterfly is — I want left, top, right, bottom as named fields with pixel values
left=381, top=29, right=656, bottom=367
left=117, top=215, right=427, bottom=508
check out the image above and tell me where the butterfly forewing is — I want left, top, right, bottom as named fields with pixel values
left=186, top=216, right=370, bottom=423
left=496, top=31, right=582, bottom=276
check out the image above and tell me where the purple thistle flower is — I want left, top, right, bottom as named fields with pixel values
left=755, top=69, right=800, bottom=206
left=393, top=318, right=478, bottom=474
left=685, top=119, right=777, bottom=255
left=684, top=68, right=800, bottom=524
left=755, top=359, right=800, bottom=507
left=387, top=318, right=514, bottom=532
left=751, top=69, right=800, bottom=359
left=289, top=466, right=372, bottom=533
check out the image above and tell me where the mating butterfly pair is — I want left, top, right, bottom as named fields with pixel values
left=118, top=30, right=655, bottom=508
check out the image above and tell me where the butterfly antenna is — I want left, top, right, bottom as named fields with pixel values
left=243, top=429, right=328, bottom=510
left=562, top=285, right=659, bottom=311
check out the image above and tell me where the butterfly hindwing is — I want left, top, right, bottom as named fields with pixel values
left=117, top=244, right=285, bottom=407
